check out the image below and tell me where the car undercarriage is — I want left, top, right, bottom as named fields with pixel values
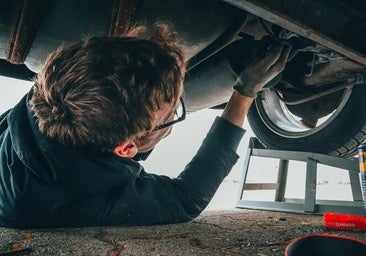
left=1, top=0, right=365, bottom=157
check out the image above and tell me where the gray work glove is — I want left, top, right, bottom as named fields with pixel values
left=233, top=43, right=292, bottom=98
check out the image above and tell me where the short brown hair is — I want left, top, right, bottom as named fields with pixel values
left=30, top=23, right=186, bottom=152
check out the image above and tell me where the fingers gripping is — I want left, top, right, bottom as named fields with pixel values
left=234, top=42, right=291, bottom=98
left=269, top=45, right=292, bottom=73
left=262, top=43, right=284, bottom=68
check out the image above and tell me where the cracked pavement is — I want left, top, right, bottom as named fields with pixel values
left=0, top=210, right=365, bottom=256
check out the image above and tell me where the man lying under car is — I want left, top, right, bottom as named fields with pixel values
left=0, top=24, right=290, bottom=228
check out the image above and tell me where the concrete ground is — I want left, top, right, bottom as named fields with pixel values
left=0, top=209, right=364, bottom=256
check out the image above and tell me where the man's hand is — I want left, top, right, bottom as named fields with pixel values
left=221, top=43, right=291, bottom=128
left=234, top=43, right=292, bottom=98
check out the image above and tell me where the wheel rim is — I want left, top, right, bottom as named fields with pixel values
left=255, top=87, right=353, bottom=138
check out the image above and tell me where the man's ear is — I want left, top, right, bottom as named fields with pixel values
left=113, top=141, right=138, bottom=158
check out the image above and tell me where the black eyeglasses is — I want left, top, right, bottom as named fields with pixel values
left=152, top=97, right=186, bottom=131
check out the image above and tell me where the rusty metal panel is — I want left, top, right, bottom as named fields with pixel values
left=223, top=0, right=366, bottom=65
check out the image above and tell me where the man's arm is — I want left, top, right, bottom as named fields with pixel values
left=221, top=92, right=254, bottom=128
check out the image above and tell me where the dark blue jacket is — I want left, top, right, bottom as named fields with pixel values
left=0, top=91, right=244, bottom=228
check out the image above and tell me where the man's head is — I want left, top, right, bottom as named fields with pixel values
left=30, top=23, right=186, bottom=156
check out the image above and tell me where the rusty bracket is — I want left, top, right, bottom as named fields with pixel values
left=109, top=0, right=137, bottom=37
left=7, top=0, right=47, bottom=64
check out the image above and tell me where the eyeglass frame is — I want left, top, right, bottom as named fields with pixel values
left=151, top=97, right=186, bottom=132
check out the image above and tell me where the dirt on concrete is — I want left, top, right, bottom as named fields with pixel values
left=0, top=209, right=365, bottom=256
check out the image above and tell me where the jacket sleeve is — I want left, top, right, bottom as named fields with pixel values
left=0, top=109, right=11, bottom=134
left=101, top=117, right=245, bottom=226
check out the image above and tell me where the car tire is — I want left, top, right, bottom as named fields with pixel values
left=247, top=85, right=366, bottom=158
